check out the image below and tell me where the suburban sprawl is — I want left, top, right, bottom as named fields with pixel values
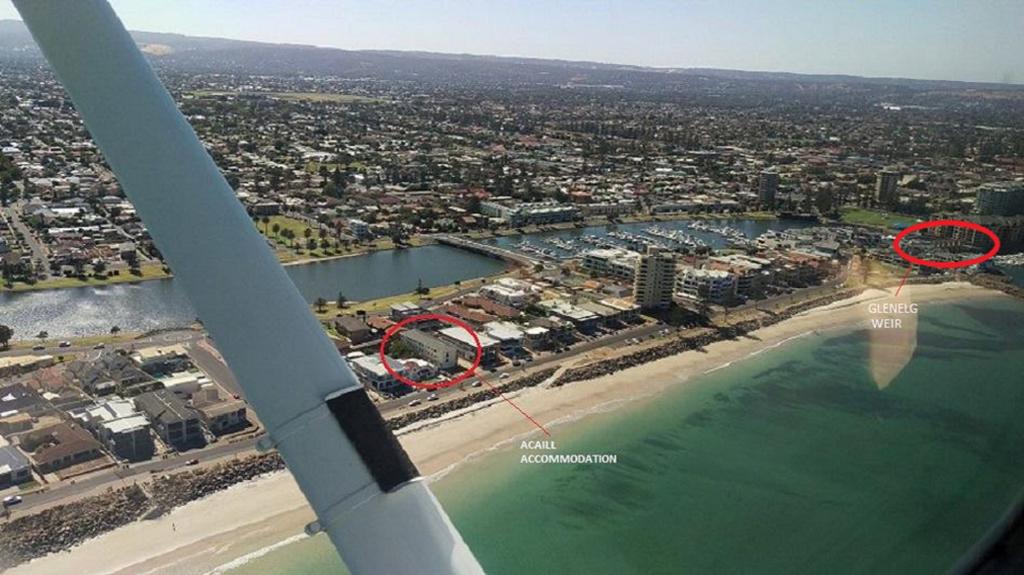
left=1, top=19, right=1024, bottom=569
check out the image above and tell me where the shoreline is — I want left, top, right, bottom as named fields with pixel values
left=2, top=282, right=1005, bottom=575
left=0, top=211, right=780, bottom=295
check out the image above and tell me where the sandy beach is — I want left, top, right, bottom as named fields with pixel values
left=5, top=282, right=1001, bottom=575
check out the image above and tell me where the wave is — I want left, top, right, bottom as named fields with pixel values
left=202, top=533, right=308, bottom=575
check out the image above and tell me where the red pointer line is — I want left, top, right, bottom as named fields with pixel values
left=476, top=372, right=551, bottom=437
left=894, top=265, right=912, bottom=297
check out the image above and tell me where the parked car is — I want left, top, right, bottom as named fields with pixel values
left=58, top=341, right=72, bottom=348
left=427, top=393, right=439, bottom=401
left=499, top=373, right=511, bottom=380
left=408, top=399, right=422, bottom=407
left=93, top=343, right=106, bottom=349
left=185, top=459, right=200, bottom=466
left=471, top=381, right=483, bottom=388
left=2, top=495, right=23, bottom=507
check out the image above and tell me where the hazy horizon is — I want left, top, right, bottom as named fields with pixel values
left=2, top=0, right=1023, bottom=85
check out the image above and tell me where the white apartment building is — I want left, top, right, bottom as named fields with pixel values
left=582, top=248, right=641, bottom=281
left=633, top=246, right=675, bottom=309
left=400, top=329, right=459, bottom=369
left=676, top=266, right=737, bottom=305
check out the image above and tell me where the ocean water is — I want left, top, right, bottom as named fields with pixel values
left=225, top=296, right=1024, bottom=575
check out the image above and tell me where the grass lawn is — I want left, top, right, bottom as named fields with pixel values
left=311, top=277, right=492, bottom=320
left=3, top=263, right=169, bottom=292
left=257, top=215, right=354, bottom=258
left=840, top=207, right=920, bottom=229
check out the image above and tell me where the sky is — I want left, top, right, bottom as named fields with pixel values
left=2, top=0, right=1023, bottom=84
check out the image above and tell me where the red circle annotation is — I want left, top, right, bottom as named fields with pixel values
left=892, top=219, right=1000, bottom=269
left=378, top=313, right=482, bottom=390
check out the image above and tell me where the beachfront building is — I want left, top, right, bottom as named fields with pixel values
left=676, top=266, right=737, bottom=305
left=439, top=326, right=501, bottom=365
left=350, top=354, right=407, bottom=393
left=192, top=388, right=249, bottom=435
left=523, top=326, right=552, bottom=351
left=581, top=248, right=641, bottom=281
left=708, top=254, right=773, bottom=298
left=71, top=399, right=154, bottom=462
left=0, top=444, right=32, bottom=488
left=400, top=330, right=459, bottom=370
left=482, top=321, right=526, bottom=356
left=537, top=299, right=601, bottom=332
left=21, top=423, right=105, bottom=474
left=134, top=390, right=205, bottom=450
left=634, top=246, right=676, bottom=310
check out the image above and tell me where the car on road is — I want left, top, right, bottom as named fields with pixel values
left=471, top=381, right=483, bottom=387
left=93, top=343, right=106, bottom=349
left=32, top=345, right=46, bottom=351
left=427, top=393, right=439, bottom=401
left=499, top=373, right=511, bottom=380
left=408, top=399, right=422, bottom=407
left=185, top=459, right=200, bottom=466
left=2, top=495, right=23, bottom=507
left=58, top=341, right=72, bottom=348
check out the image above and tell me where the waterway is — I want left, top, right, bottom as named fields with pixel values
left=0, top=245, right=505, bottom=339
left=484, top=217, right=816, bottom=257
left=225, top=294, right=1024, bottom=575
left=0, top=219, right=814, bottom=340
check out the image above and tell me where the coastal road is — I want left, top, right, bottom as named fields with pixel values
left=9, top=436, right=260, bottom=517
left=8, top=320, right=665, bottom=516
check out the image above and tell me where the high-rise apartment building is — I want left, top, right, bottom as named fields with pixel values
left=758, top=170, right=780, bottom=208
left=633, top=246, right=675, bottom=310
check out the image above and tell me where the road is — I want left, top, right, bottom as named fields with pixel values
left=8, top=435, right=259, bottom=516
left=6, top=320, right=664, bottom=516
left=0, top=329, right=204, bottom=359
left=1, top=201, right=50, bottom=272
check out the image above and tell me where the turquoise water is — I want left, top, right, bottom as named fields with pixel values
left=227, top=296, right=1024, bottom=575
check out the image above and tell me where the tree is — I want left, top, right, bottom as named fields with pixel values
left=415, top=278, right=429, bottom=295
left=261, top=216, right=270, bottom=233
left=36, top=330, right=48, bottom=342
left=336, top=290, right=347, bottom=309
left=315, top=297, right=328, bottom=313
left=271, top=222, right=281, bottom=236
left=110, top=325, right=121, bottom=335
left=0, top=324, right=13, bottom=350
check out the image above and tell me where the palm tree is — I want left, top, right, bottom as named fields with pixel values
left=315, top=297, right=327, bottom=313
left=271, top=222, right=281, bottom=236
left=336, top=290, right=347, bottom=309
